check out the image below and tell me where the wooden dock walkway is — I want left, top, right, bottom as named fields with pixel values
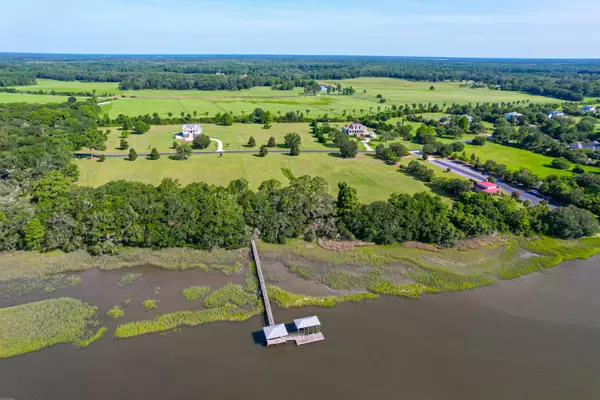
left=250, top=240, right=275, bottom=327
left=266, top=332, right=326, bottom=347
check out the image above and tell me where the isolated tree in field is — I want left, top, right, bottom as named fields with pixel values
left=24, top=218, right=45, bottom=251
left=174, top=143, right=192, bottom=160
left=248, top=136, right=256, bottom=147
left=172, top=141, right=179, bottom=149
left=289, top=143, right=300, bottom=156
left=430, top=85, right=435, bottom=91
left=205, top=112, right=209, bottom=117
left=167, top=112, right=173, bottom=118
left=470, top=153, right=477, bottom=163
left=259, top=145, right=268, bottom=157
left=98, top=154, right=106, bottom=162
left=180, top=112, right=185, bottom=118
left=68, top=96, right=77, bottom=103
left=128, top=148, right=138, bottom=161
left=193, top=111, right=197, bottom=117
left=134, top=120, right=150, bottom=134
left=120, top=139, right=129, bottom=150
left=149, top=148, right=160, bottom=160
left=284, top=132, right=302, bottom=148
left=267, top=137, right=276, bottom=147
left=192, top=134, right=211, bottom=149
left=121, top=130, right=130, bottom=138
left=339, top=139, right=358, bottom=158
left=551, top=157, right=571, bottom=170
left=306, top=109, right=311, bottom=116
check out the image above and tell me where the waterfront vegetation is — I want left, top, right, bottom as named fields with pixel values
left=143, top=300, right=159, bottom=311
left=0, top=298, right=105, bottom=358
left=0, top=274, right=80, bottom=298
left=114, top=305, right=261, bottom=339
left=106, top=305, right=125, bottom=319
left=117, top=273, right=142, bottom=287
left=182, top=285, right=211, bottom=301
left=203, top=284, right=258, bottom=308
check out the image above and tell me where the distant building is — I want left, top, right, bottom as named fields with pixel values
left=581, top=105, right=597, bottom=113
left=474, top=181, right=501, bottom=195
left=342, top=123, right=370, bottom=137
left=320, top=85, right=328, bottom=92
left=179, top=124, right=203, bottom=141
left=506, top=112, right=522, bottom=121
left=547, top=111, right=565, bottom=119
left=460, top=114, right=474, bottom=125
left=570, top=141, right=600, bottom=151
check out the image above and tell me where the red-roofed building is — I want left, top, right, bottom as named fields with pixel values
left=474, top=181, right=501, bottom=195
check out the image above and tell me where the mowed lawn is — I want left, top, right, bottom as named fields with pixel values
left=7, top=78, right=561, bottom=119
left=331, top=78, right=556, bottom=105
left=0, top=92, right=77, bottom=104
left=76, top=153, right=445, bottom=203
left=97, top=123, right=347, bottom=154
left=463, top=142, right=600, bottom=177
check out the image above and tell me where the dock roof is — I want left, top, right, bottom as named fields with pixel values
left=263, top=324, right=288, bottom=340
left=294, top=316, right=321, bottom=329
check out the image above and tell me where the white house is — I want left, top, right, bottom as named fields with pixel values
left=181, top=124, right=203, bottom=139
left=506, top=112, right=522, bottom=121
left=342, top=123, right=372, bottom=138
left=460, top=114, right=474, bottom=125
left=547, top=111, right=565, bottom=119
left=581, top=105, right=597, bottom=113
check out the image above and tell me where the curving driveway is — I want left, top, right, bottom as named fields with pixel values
left=210, top=138, right=223, bottom=152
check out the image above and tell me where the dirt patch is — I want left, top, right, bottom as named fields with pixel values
left=402, top=242, right=439, bottom=252
left=317, top=239, right=374, bottom=252
left=454, top=235, right=509, bottom=251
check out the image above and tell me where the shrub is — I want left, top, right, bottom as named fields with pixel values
left=127, top=148, right=137, bottom=161
left=472, top=136, right=487, bottom=146
left=551, top=157, right=571, bottom=170
left=107, top=305, right=125, bottom=319
left=143, top=300, right=159, bottom=311
left=192, top=134, right=211, bottom=149
left=98, top=154, right=106, bottom=162
left=267, top=137, right=276, bottom=147
left=258, top=145, right=268, bottom=157
left=148, top=148, right=160, bottom=160
left=247, top=136, right=256, bottom=147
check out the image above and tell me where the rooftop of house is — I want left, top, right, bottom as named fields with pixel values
left=182, top=124, right=201, bottom=128
left=344, top=123, right=367, bottom=130
left=476, top=181, right=499, bottom=189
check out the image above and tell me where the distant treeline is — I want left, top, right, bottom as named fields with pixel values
left=1, top=54, right=600, bottom=100
left=1, top=100, right=598, bottom=255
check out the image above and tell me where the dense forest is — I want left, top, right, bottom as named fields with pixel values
left=0, top=100, right=597, bottom=255
left=2, top=54, right=600, bottom=100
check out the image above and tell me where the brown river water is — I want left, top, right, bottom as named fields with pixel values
left=1, top=256, right=600, bottom=400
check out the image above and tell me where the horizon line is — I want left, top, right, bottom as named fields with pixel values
left=1, top=52, right=600, bottom=61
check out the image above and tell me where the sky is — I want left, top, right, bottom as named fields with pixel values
left=1, top=0, right=599, bottom=58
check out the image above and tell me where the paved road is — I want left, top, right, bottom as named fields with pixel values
left=75, top=149, right=376, bottom=158
left=430, top=158, right=555, bottom=207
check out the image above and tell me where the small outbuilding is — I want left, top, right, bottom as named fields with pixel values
left=263, top=324, right=289, bottom=341
left=294, top=316, right=321, bottom=335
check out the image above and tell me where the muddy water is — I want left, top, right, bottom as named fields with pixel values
left=1, top=257, right=600, bottom=400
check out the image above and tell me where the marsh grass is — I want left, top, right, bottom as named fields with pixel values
left=123, top=299, right=132, bottom=307
left=288, top=264, right=314, bottom=280
left=182, top=285, right=211, bottom=301
left=106, top=305, right=125, bottom=319
left=154, top=287, right=162, bottom=295
left=0, top=274, right=81, bottom=298
left=204, top=284, right=258, bottom=308
left=210, top=263, right=242, bottom=276
left=117, top=273, right=142, bottom=287
left=114, top=305, right=261, bottom=339
left=143, top=300, right=159, bottom=311
left=0, top=247, right=248, bottom=281
left=267, top=285, right=378, bottom=308
left=0, top=298, right=105, bottom=358
left=244, top=262, right=259, bottom=293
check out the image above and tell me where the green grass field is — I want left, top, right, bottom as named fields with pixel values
left=0, top=92, right=77, bottom=105
left=76, top=152, right=447, bottom=203
left=6, top=78, right=560, bottom=119
left=98, top=123, right=362, bottom=154
left=463, top=142, right=600, bottom=177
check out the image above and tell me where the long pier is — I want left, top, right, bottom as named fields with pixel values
left=250, top=239, right=274, bottom=326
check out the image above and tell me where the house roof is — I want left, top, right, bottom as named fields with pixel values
left=294, top=316, right=321, bottom=330
left=263, top=324, right=288, bottom=340
left=476, top=181, right=498, bottom=188
left=182, top=124, right=201, bottom=129
left=344, top=123, right=366, bottom=130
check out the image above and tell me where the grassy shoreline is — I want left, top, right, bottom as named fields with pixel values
left=1, top=236, right=599, bottom=353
